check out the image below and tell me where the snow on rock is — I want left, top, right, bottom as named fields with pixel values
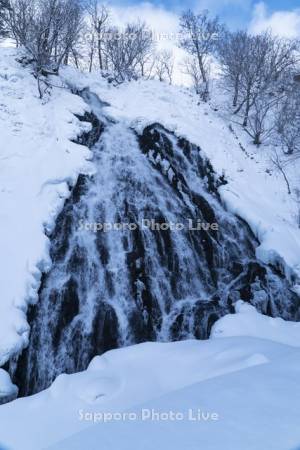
left=211, top=300, right=300, bottom=347
left=61, top=67, right=300, bottom=280
left=0, top=48, right=93, bottom=366
left=0, top=337, right=295, bottom=450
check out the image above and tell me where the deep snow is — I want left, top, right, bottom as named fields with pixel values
left=47, top=349, right=300, bottom=450
left=0, top=306, right=300, bottom=450
left=211, top=300, right=300, bottom=346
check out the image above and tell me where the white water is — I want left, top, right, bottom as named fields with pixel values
left=9, top=91, right=299, bottom=397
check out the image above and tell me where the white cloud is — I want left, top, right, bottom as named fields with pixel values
left=249, top=2, right=300, bottom=38
left=195, top=0, right=252, bottom=13
left=108, top=2, right=189, bottom=84
left=109, top=2, right=179, bottom=40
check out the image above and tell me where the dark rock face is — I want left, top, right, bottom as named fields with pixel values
left=9, top=107, right=300, bottom=398
left=73, top=110, right=104, bottom=148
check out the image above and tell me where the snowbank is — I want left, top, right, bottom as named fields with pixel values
left=211, top=300, right=300, bottom=347
left=0, top=337, right=296, bottom=450
left=0, top=294, right=299, bottom=449
left=48, top=348, right=300, bottom=450
left=0, top=49, right=93, bottom=375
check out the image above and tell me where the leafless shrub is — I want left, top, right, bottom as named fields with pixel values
left=154, top=50, right=174, bottom=84
left=275, top=85, right=300, bottom=154
left=179, top=9, right=221, bottom=101
left=5, top=0, right=83, bottom=75
left=218, top=30, right=249, bottom=108
left=86, top=0, right=110, bottom=72
left=218, top=29, right=298, bottom=144
left=0, top=0, right=10, bottom=38
left=270, top=148, right=291, bottom=194
left=104, top=21, right=154, bottom=83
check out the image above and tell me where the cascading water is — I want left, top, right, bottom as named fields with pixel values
left=9, top=90, right=300, bottom=397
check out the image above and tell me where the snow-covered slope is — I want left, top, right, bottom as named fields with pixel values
left=1, top=301, right=300, bottom=450
left=0, top=49, right=93, bottom=387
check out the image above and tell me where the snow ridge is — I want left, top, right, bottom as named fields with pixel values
left=0, top=49, right=94, bottom=388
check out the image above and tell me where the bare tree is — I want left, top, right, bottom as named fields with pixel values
left=246, top=35, right=297, bottom=143
left=138, top=49, right=155, bottom=79
left=246, top=90, right=282, bottom=145
left=0, top=0, right=10, bottom=38
left=86, top=21, right=96, bottom=72
left=179, top=9, right=221, bottom=100
left=3, top=0, right=34, bottom=47
left=275, top=86, right=300, bottom=154
left=270, top=148, right=291, bottom=194
left=268, top=80, right=300, bottom=194
left=293, top=188, right=300, bottom=228
left=218, top=30, right=249, bottom=107
left=104, top=21, right=153, bottom=83
left=86, top=0, right=109, bottom=71
left=236, top=32, right=273, bottom=127
left=231, top=32, right=296, bottom=128
left=154, top=49, right=174, bottom=84
left=5, top=0, right=83, bottom=74
left=219, top=29, right=298, bottom=144
left=182, top=54, right=209, bottom=96
left=57, top=0, right=84, bottom=68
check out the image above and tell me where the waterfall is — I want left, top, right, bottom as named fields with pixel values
left=9, top=90, right=300, bottom=397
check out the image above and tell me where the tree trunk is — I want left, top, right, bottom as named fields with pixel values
left=97, top=35, right=103, bottom=70
left=253, top=133, right=261, bottom=146
left=89, top=35, right=95, bottom=73
left=233, top=76, right=239, bottom=107
left=243, top=93, right=251, bottom=127
left=279, top=166, right=291, bottom=194
left=198, top=57, right=206, bottom=84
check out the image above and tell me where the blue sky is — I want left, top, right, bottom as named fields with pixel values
left=107, top=0, right=300, bottom=29
left=103, top=0, right=300, bottom=42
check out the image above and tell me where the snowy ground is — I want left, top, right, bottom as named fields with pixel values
left=0, top=305, right=300, bottom=449
left=48, top=352, right=300, bottom=450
